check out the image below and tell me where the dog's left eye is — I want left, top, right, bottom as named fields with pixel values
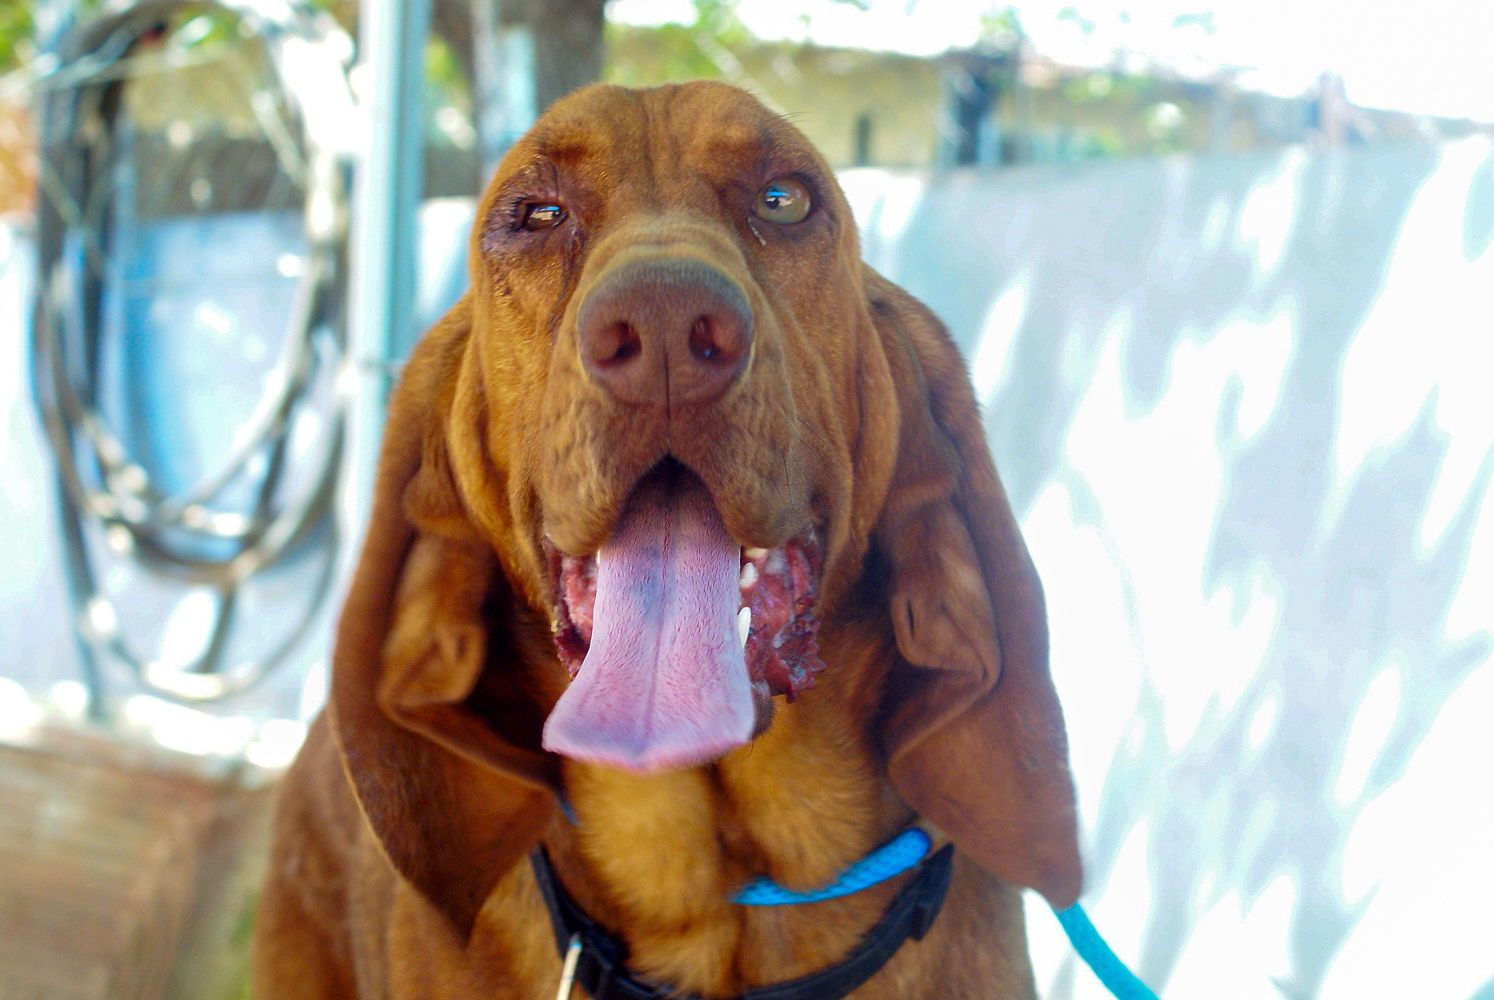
left=753, top=177, right=812, bottom=225
left=520, top=202, right=566, bottom=230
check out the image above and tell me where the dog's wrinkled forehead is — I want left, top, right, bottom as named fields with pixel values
left=484, top=82, right=839, bottom=223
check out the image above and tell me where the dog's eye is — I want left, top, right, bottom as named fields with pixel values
left=753, top=178, right=811, bottom=225
left=520, top=202, right=566, bottom=230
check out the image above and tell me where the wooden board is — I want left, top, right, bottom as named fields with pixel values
left=0, top=727, right=275, bottom=1000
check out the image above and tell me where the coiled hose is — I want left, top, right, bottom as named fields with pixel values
left=30, top=0, right=355, bottom=711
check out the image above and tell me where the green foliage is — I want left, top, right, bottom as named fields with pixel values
left=978, top=7, right=1024, bottom=49
left=0, top=0, right=243, bottom=74
left=606, top=22, right=722, bottom=84
left=1056, top=6, right=1095, bottom=36
left=172, top=9, right=243, bottom=50
left=604, top=0, right=777, bottom=86
left=425, top=34, right=468, bottom=103
left=0, top=0, right=36, bottom=72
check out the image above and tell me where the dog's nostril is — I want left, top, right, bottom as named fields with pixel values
left=689, top=317, right=720, bottom=361
left=602, top=322, right=642, bottom=365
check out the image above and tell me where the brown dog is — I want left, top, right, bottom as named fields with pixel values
left=251, top=81, right=1080, bottom=999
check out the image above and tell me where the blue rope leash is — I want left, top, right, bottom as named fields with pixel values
left=730, top=827, right=1157, bottom=999
left=565, top=791, right=1156, bottom=997
left=733, top=828, right=933, bottom=905
left=1054, top=904, right=1159, bottom=1000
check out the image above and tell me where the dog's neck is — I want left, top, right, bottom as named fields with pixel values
left=539, top=619, right=922, bottom=997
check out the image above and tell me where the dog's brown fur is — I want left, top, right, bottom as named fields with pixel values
left=251, top=81, right=1081, bottom=1000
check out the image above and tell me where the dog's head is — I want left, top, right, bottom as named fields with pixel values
left=331, top=82, right=1080, bottom=935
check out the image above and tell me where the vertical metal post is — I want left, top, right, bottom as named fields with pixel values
left=346, top=0, right=430, bottom=529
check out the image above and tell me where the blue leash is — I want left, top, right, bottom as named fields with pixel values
left=1054, top=903, right=1159, bottom=1000
left=734, top=829, right=1158, bottom=1000
left=733, top=828, right=935, bottom=905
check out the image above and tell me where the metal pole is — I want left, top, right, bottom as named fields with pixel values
left=346, top=0, right=430, bottom=530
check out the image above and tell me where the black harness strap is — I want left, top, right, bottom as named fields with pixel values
left=529, top=844, right=955, bottom=1000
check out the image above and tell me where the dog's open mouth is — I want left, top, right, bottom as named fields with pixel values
left=542, top=462, right=823, bottom=772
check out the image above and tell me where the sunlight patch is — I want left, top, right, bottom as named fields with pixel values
left=1332, top=659, right=1403, bottom=809
left=1236, top=150, right=1303, bottom=279
left=970, top=269, right=1032, bottom=403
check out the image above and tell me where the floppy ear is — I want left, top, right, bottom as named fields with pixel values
left=866, top=268, right=1082, bottom=909
left=330, top=298, right=559, bottom=939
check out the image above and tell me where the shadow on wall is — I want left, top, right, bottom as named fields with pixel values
left=845, top=138, right=1494, bottom=1000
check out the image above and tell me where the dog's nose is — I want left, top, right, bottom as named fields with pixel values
left=577, top=258, right=754, bottom=407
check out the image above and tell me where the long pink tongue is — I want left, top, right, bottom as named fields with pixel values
left=542, top=471, right=753, bottom=772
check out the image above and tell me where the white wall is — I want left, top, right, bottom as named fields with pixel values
left=844, top=139, right=1494, bottom=1000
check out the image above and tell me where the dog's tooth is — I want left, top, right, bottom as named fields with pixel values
left=737, top=606, right=751, bottom=648
left=739, top=562, right=758, bottom=590
left=744, top=547, right=768, bottom=561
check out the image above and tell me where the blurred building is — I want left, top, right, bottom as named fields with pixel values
left=8, top=14, right=1487, bottom=223
left=607, top=24, right=1494, bottom=171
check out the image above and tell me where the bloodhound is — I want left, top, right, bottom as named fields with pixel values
left=251, top=81, right=1081, bottom=1000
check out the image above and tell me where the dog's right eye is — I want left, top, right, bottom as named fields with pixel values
left=520, top=202, right=566, bottom=230
left=753, top=177, right=812, bottom=225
